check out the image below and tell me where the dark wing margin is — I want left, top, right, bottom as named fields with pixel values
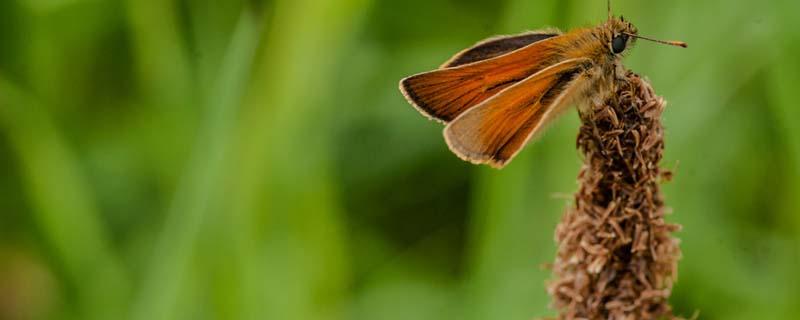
left=441, top=29, right=561, bottom=68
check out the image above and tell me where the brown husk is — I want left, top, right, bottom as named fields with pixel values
left=547, top=71, right=682, bottom=320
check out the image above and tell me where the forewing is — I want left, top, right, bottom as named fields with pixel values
left=443, top=58, right=591, bottom=168
left=441, top=30, right=561, bottom=68
left=399, top=32, right=568, bottom=123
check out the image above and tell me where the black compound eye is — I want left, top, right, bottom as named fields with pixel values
left=612, top=34, right=628, bottom=54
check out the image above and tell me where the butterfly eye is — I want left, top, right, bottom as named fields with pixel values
left=612, top=34, right=628, bottom=54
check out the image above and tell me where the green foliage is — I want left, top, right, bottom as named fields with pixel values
left=0, top=0, right=797, bottom=319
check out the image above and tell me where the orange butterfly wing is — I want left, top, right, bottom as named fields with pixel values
left=399, top=31, right=566, bottom=123
left=444, top=58, right=591, bottom=168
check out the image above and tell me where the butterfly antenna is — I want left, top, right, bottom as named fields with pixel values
left=607, top=0, right=612, bottom=20
left=624, top=33, right=688, bottom=48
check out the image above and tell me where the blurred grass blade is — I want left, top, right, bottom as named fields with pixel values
left=125, top=0, right=192, bottom=104
left=130, top=8, right=263, bottom=320
left=0, top=77, right=128, bottom=320
left=226, top=0, right=373, bottom=319
left=767, top=32, right=800, bottom=292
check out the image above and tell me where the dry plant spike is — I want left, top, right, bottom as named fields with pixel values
left=547, top=71, right=683, bottom=320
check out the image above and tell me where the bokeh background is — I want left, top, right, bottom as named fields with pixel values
left=1, top=0, right=798, bottom=319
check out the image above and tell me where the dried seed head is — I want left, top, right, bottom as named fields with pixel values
left=548, top=71, right=683, bottom=320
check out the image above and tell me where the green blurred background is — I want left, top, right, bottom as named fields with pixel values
left=0, top=0, right=798, bottom=319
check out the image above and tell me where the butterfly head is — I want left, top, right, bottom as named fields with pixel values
left=602, top=11, right=687, bottom=55
left=604, top=16, right=638, bottom=56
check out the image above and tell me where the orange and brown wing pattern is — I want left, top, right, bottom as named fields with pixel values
left=399, top=32, right=574, bottom=123
left=443, top=58, right=591, bottom=168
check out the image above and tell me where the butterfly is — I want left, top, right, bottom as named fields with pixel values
left=399, top=2, right=685, bottom=168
